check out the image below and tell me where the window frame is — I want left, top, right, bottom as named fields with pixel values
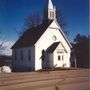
left=50, top=11, right=52, bottom=17
left=62, top=55, right=64, bottom=60
left=52, top=12, right=54, bottom=18
left=21, top=50, right=23, bottom=60
left=15, top=51, right=17, bottom=60
left=28, top=49, right=31, bottom=61
left=58, top=55, right=61, bottom=61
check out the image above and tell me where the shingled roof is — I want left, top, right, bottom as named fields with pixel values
left=46, top=42, right=68, bottom=53
left=46, top=42, right=60, bottom=53
left=11, top=20, right=53, bottom=49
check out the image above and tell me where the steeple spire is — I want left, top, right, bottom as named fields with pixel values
left=48, top=0, right=53, bottom=9
left=44, top=0, right=56, bottom=21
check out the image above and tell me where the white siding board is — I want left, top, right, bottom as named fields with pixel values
left=35, top=20, right=71, bottom=70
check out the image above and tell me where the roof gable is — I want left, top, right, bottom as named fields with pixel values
left=46, top=42, right=60, bottom=53
left=46, top=42, right=68, bottom=53
left=49, top=20, right=60, bottom=29
left=49, top=20, right=72, bottom=48
left=11, top=20, right=72, bottom=49
left=56, top=42, right=68, bottom=53
left=11, top=20, right=53, bottom=49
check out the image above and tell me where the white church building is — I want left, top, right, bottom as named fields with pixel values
left=11, top=0, right=72, bottom=72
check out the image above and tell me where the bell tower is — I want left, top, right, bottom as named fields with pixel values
left=44, top=0, right=56, bottom=21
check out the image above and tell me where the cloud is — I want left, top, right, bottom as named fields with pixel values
left=0, top=41, right=14, bottom=56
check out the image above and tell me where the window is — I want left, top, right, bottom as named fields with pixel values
left=21, top=50, right=23, bottom=60
left=52, top=35, right=57, bottom=41
left=15, top=51, right=17, bottom=60
left=62, top=55, right=64, bottom=60
left=52, top=12, right=54, bottom=18
left=28, top=49, right=31, bottom=61
left=58, top=56, right=61, bottom=60
left=50, top=11, right=52, bottom=17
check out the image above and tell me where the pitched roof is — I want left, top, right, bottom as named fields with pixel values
left=11, top=20, right=53, bottom=49
left=52, top=20, right=72, bottom=48
left=46, top=42, right=60, bottom=53
left=46, top=42, right=68, bottom=53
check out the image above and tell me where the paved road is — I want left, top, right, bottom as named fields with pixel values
left=0, top=69, right=89, bottom=90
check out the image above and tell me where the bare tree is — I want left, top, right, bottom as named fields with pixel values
left=0, top=32, right=6, bottom=56
left=0, top=42, right=4, bottom=55
left=56, top=8, right=69, bottom=38
left=0, top=32, right=3, bottom=55
left=16, top=12, right=42, bottom=36
left=24, top=9, right=67, bottom=29
left=0, top=32, right=4, bottom=65
left=17, top=8, right=67, bottom=36
left=56, top=8, right=67, bottom=29
left=24, top=12, right=42, bottom=29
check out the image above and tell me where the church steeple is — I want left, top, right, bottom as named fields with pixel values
left=44, top=0, right=56, bottom=21
left=48, top=0, right=53, bottom=9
